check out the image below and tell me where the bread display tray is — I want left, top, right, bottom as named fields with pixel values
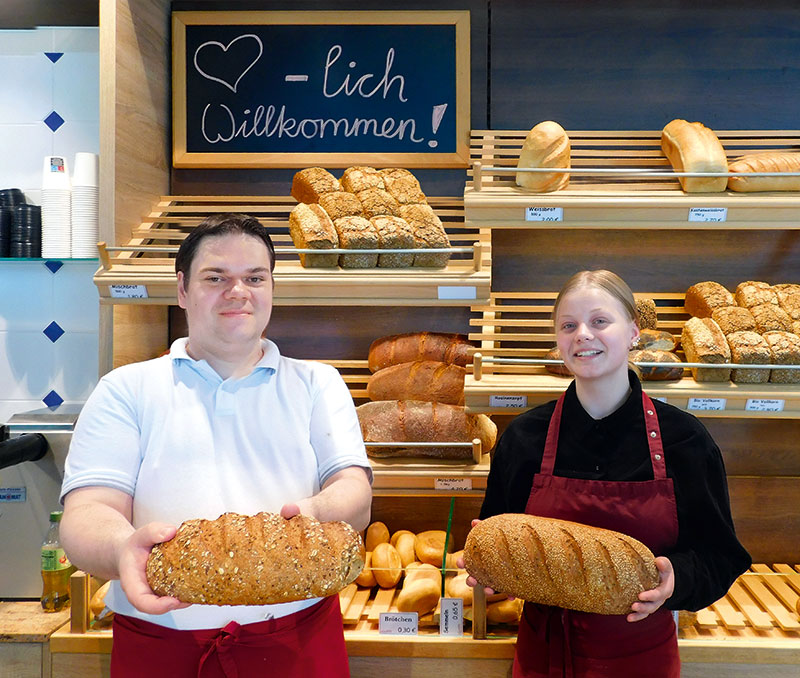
left=93, top=196, right=491, bottom=306
left=464, top=292, right=800, bottom=418
left=464, top=130, right=800, bottom=230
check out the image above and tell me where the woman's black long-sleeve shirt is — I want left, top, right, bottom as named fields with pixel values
left=480, top=371, right=751, bottom=611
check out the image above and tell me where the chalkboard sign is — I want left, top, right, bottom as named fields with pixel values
left=172, top=11, right=470, bottom=168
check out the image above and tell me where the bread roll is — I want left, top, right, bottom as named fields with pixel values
left=728, top=152, right=800, bottom=192
left=355, top=551, right=377, bottom=587
left=378, top=168, right=427, bottom=205
left=288, top=203, right=338, bottom=268
left=681, top=317, right=731, bottom=381
left=291, top=167, right=341, bottom=203
left=487, top=598, right=524, bottom=624
left=635, top=298, right=658, bottom=330
left=341, top=166, right=385, bottom=193
left=661, top=119, right=727, bottom=192
left=544, top=346, right=572, bottom=376
left=390, top=529, right=415, bottom=547
left=727, top=331, right=771, bottom=384
left=356, top=400, right=497, bottom=459
left=464, top=514, right=659, bottom=615
left=90, top=580, right=111, bottom=618
left=415, top=530, right=454, bottom=567
left=404, top=562, right=442, bottom=588
left=633, top=329, right=678, bottom=352
left=146, top=512, right=365, bottom=605
left=711, top=306, right=757, bottom=335
left=446, top=571, right=473, bottom=606
left=372, top=542, right=402, bottom=588
left=684, top=281, right=734, bottom=318
left=367, top=360, right=465, bottom=405
left=515, top=121, right=570, bottom=192
left=368, top=332, right=473, bottom=372
left=396, top=578, right=440, bottom=615
left=394, top=532, right=417, bottom=567
left=629, top=349, right=684, bottom=381
left=365, top=521, right=390, bottom=552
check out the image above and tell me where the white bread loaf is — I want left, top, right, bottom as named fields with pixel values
left=515, top=121, right=570, bottom=192
left=728, top=152, right=800, bottom=192
left=661, top=119, right=727, bottom=192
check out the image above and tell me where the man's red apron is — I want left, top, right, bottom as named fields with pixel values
left=513, top=391, right=681, bottom=678
left=110, top=595, right=349, bottom=678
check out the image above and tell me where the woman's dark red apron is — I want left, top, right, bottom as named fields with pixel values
left=110, top=595, right=349, bottom=678
left=514, top=391, right=681, bottom=678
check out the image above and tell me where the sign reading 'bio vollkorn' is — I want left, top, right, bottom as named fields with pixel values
left=172, top=11, right=471, bottom=168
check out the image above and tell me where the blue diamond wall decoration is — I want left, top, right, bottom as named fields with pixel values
left=44, top=111, right=65, bottom=132
left=43, top=390, right=64, bottom=408
left=44, top=261, right=63, bottom=274
left=43, top=321, right=65, bottom=343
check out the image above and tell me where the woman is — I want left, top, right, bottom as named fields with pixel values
left=478, top=270, right=750, bottom=677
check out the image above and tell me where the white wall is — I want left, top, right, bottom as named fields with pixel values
left=0, top=27, right=100, bottom=423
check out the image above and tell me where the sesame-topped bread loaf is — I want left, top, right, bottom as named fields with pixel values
left=684, top=281, right=734, bottom=318
left=727, top=331, right=771, bottom=383
left=750, top=303, right=793, bottom=333
left=146, top=513, right=365, bottom=606
left=734, top=280, right=777, bottom=308
left=370, top=216, right=415, bottom=268
left=378, top=168, right=427, bottom=205
left=341, top=166, right=385, bottom=193
left=763, top=331, right=800, bottom=383
left=711, top=306, right=757, bottom=335
left=356, top=187, right=401, bottom=218
left=661, top=119, right=727, bottom=192
left=332, top=216, right=379, bottom=269
left=291, top=167, right=341, bottom=204
left=288, top=203, right=339, bottom=268
left=318, top=191, right=363, bottom=221
left=463, top=514, right=659, bottom=615
left=635, top=298, right=658, bottom=330
left=398, top=203, right=450, bottom=267
left=681, top=317, right=731, bottom=381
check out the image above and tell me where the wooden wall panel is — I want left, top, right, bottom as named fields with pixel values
left=0, top=0, right=97, bottom=27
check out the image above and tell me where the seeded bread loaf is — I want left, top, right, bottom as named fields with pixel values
left=318, top=191, right=363, bottom=221
left=777, top=290, right=800, bottom=322
left=681, top=317, right=731, bottom=381
left=146, top=513, right=365, bottom=605
left=370, top=215, right=415, bottom=268
left=341, top=166, right=385, bottom=193
left=763, top=331, right=800, bottom=383
left=332, top=216, right=379, bottom=269
left=711, top=306, right=757, bottom=335
left=629, top=349, right=684, bottom=380
left=291, top=168, right=341, bottom=204
left=357, top=187, right=400, bottom=218
left=684, top=281, right=735, bottom=318
left=378, top=168, right=427, bottom=205
left=661, top=119, right=727, bottom=192
left=515, top=121, right=571, bottom=192
left=367, top=360, right=466, bottom=405
left=464, top=514, right=659, bottom=615
left=635, top=298, right=658, bottom=330
left=735, top=281, right=777, bottom=308
left=728, top=152, right=800, bottom=192
left=398, top=203, right=450, bottom=267
left=288, top=203, right=339, bottom=268
left=727, top=331, right=771, bottom=383
left=750, top=303, right=793, bottom=333
left=368, top=332, right=473, bottom=372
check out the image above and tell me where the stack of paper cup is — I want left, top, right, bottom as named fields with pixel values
left=41, top=155, right=72, bottom=258
left=71, top=152, right=99, bottom=258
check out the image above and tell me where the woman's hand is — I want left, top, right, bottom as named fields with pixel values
left=627, top=556, right=674, bottom=622
left=460, top=518, right=503, bottom=597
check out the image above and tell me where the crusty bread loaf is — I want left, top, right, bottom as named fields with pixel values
left=711, top=306, right=757, bottom=335
left=681, top=317, right=731, bottom=381
left=146, top=512, right=365, bottom=605
left=291, top=168, right=341, bottom=204
left=735, top=281, right=777, bottom=309
left=684, top=281, right=734, bottom=317
left=464, top=514, right=659, bottom=615
left=341, top=166, right=385, bottom=193
left=356, top=400, right=497, bottom=459
left=370, top=215, right=415, bottom=268
left=357, top=188, right=400, bottom=218
left=288, top=203, right=339, bottom=268
left=633, top=329, right=678, bottom=352
left=318, top=191, right=363, bottom=221
left=727, top=331, right=771, bottom=384
left=378, top=168, right=427, bottom=205
left=777, top=290, right=800, bottom=322
left=398, top=203, right=450, bottom=268
left=750, top=302, right=793, bottom=333
left=332, top=216, right=379, bottom=269
left=661, top=119, right=727, bottom=192
left=728, top=152, right=800, bottom=192
left=368, top=332, right=473, bottom=372
left=635, top=298, right=658, bottom=330
left=367, top=360, right=465, bottom=405
left=515, top=121, right=570, bottom=192
left=763, top=331, right=800, bottom=383
left=629, top=349, right=684, bottom=381
left=544, top=346, right=572, bottom=376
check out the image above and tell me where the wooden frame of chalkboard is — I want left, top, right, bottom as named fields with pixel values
left=172, top=11, right=471, bottom=168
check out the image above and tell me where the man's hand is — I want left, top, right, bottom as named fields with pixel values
left=459, top=518, right=500, bottom=597
left=627, top=556, right=675, bottom=622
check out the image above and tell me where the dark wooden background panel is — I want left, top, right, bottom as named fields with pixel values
left=0, top=0, right=97, bottom=27
left=491, top=229, right=800, bottom=293
left=704, top=419, right=800, bottom=477
left=489, top=0, right=800, bottom=129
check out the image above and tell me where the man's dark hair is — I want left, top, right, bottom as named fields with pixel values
left=175, top=213, right=276, bottom=283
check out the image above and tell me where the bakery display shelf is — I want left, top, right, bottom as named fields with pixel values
left=464, top=130, right=800, bottom=229
left=464, top=292, right=800, bottom=418
left=93, top=195, right=491, bottom=306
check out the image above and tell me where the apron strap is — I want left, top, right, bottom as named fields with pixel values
left=541, top=393, right=566, bottom=475
left=641, top=391, right=667, bottom=480
left=198, top=621, right=241, bottom=678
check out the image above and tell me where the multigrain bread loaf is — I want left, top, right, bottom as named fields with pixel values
left=515, top=121, right=570, bottom=192
left=777, top=291, right=800, bottom=322
left=633, top=329, right=678, bottom=352
left=728, top=152, right=800, bottom=192
left=661, top=119, right=728, bottom=192
left=628, top=349, right=684, bottom=381
left=291, top=168, right=341, bottom=204
left=398, top=203, right=451, bottom=267
left=711, top=306, right=757, bottom=335
left=378, top=168, right=427, bottom=205
left=763, top=331, right=800, bottom=383
left=368, top=332, right=473, bottom=372
left=370, top=215, right=415, bottom=268
left=750, top=302, right=793, bottom=333
left=681, top=317, right=731, bottom=381
left=735, top=281, right=777, bottom=308
left=366, top=360, right=466, bottom=405
left=318, top=191, right=363, bottom=221
left=146, top=513, right=365, bottom=605
left=463, top=514, right=659, bottom=615
left=288, top=203, right=339, bottom=267
left=684, top=281, right=734, bottom=317
left=332, top=216, right=379, bottom=268
left=357, top=187, right=400, bottom=218
left=356, top=400, right=497, bottom=459
left=727, top=331, right=771, bottom=383
left=635, top=298, right=658, bottom=330
left=341, top=166, right=385, bottom=193
left=544, top=346, right=572, bottom=376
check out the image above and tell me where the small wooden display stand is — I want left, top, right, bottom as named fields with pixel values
left=0, top=601, right=69, bottom=678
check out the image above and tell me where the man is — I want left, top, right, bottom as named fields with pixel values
left=60, top=213, right=372, bottom=677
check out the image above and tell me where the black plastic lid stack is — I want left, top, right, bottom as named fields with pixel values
left=0, top=188, right=26, bottom=207
left=8, top=204, right=42, bottom=258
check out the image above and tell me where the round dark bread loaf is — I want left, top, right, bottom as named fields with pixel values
left=146, top=512, right=365, bottom=605
left=464, top=514, right=660, bottom=615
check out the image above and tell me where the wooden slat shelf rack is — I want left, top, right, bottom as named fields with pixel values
left=464, top=130, right=800, bottom=230
left=93, top=196, right=491, bottom=306
left=464, top=292, right=800, bottom=418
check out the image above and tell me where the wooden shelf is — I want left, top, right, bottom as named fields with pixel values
left=464, top=130, right=800, bottom=230
left=93, top=196, right=491, bottom=306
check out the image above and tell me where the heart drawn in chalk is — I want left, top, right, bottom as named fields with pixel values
left=193, top=34, right=264, bottom=93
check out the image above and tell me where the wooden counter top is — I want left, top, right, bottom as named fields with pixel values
left=0, top=601, right=70, bottom=643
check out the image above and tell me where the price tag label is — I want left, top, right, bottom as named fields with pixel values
left=438, top=286, right=477, bottom=300
left=110, top=284, right=149, bottom=299
left=688, top=397, right=727, bottom=411
left=688, top=207, right=727, bottom=222
left=439, top=597, right=464, bottom=636
left=525, top=207, right=563, bottom=222
left=745, top=398, right=785, bottom=412
left=434, top=478, right=473, bottom=491
left=379, top=612, right=418, bottom=635
left=490, top=395, right=528, bottom=408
